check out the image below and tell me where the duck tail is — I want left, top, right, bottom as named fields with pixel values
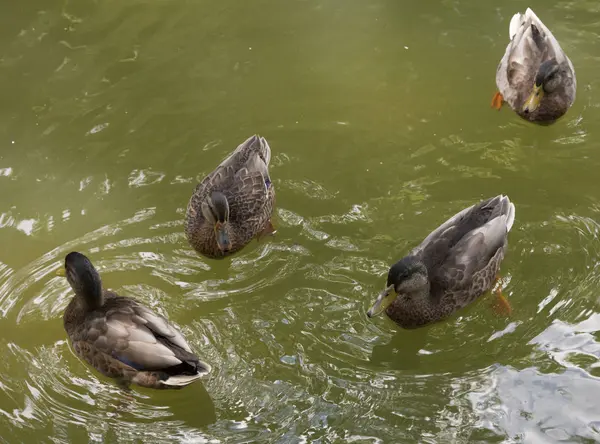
left=509, top=12, right=523, bottom=39
left=257, top=135, right=271, bottom=166
left=500, top=195, right=516, bottom=232
left=159, top=359, right=212, bottom=387
left=160, top=373, right=203, bottom=387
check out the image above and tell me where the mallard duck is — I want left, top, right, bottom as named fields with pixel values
left=61, top=252, right=211, bottom=389
left=492, top=8, right=576, bottom=123
left=367, top=195, right=515, bottom=329
left=185, top=135, right=276, bottom=259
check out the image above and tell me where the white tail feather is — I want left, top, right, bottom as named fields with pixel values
left=259, top=136, right=271, bottom=166
left=524, top=8, right=539, bottom=22
left=509, top=12, right=522, bottom=39
left=159, top=361, right=212, bottom=387
left=496, top=195, right=515, bottom=233
left=505, top=201, right=516, bottom=233
left=161, top=374, right=202, bottom=387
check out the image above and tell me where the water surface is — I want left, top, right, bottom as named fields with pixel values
left=1, top=0, right=600, bottom=442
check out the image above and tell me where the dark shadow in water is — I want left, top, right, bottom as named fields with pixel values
left=369, top=327, right=429, bottom=371
left=168, top=381, right=217, bottom=427
left=102, top=382, right=217, bottom=442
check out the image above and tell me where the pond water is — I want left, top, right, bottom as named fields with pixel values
left=1, top=0, right=600, bottom=442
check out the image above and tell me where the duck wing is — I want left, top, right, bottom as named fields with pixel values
left=429, top=196, right=515, bottom=289
left=80, top=295, right=209, bottom=376
left=218, top=135, right=271, bottom=175
left=227, top=169, right=272, bottom=223
left=412, top=195, right=514, bottom=271
left=189, top=135, right=272, bottom=207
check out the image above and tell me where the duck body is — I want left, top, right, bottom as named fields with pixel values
left=185, top=135, right=275, bottom=259
left=63, top=252, right=211, bottom=389
left=368, top=195, right=515, bottom=329
left=495, top=8, right=576, bottom=123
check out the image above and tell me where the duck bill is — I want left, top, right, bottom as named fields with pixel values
left=367, top=284, right=395, bottom=318
left=522, top=84, right=544, bottom=113
left=214, top=222, right=232, bottom=252
left=56, top=267, right=66, bottom=277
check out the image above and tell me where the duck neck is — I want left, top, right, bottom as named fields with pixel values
left=75, top=273, right=104, bottom=311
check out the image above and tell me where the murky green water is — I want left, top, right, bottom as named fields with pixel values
left=1, top=0, right=600, bottom=442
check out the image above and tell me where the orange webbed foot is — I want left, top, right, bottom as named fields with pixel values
left=256, top=220, right=276, bottom=243
left=491, top=91, right=504, bottom=110
left=491, top=275, right=512, bottom=316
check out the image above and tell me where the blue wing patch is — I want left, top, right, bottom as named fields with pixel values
left=112, top=352, right=144, bottom=370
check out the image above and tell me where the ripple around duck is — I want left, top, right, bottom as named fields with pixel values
left=424, top=209, right=600, bottom=443
left=0, top=200, right=460, bottom=442
left=0, top=204, right=313, bottom=442
left=4, top=194, right=600, bottom=442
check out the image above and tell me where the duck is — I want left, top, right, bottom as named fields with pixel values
left=60, top=251, right=211, bottom=389
left=367, top=195, right=515, bottom=329
left=185, top=135, right=276, bottom=259
left=492, top=8, right=576, bottom=123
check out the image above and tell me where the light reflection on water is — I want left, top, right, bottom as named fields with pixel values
left=2, top=165, right=600, bottom=442
left=1, top=204, right=599, bottom=442
left=2, top=0, right=600, bottom=442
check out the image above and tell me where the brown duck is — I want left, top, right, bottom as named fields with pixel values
left=367, top=195, right=515, bottom=329
left=492, top=8, right=576, bottom=123
left=185, top=135, right=276, bottom=259
left=61, top=252, right=211, bottom=389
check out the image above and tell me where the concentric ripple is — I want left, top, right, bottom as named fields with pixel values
left=3, top=0, right=600, bottom=441
left=4, top=183, right=600, bottom=442
left=0, top=204, right=305, bottom=442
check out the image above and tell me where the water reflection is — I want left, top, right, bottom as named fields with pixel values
left=466, top=365, right=600, bottom=442
left=0, top=338, right=217, bottom=442
left=3, top=185, right=600, bottom=441
left=0, top=209, right=224, bottom=441
left=2, top=0, right=600, bottom=441
left=370, top=329, right=428, bottom=370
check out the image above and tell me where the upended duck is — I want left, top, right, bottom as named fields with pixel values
left=367, top=195, right=515, bottom=329
left=492, top=8, right=576, bottom=123
left=185, top=135, right=276, bottom=259
left=61, top=252, right=211, bottom=389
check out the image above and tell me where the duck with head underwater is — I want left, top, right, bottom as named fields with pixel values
left=185, top=134, right=276, bottom=259
left=367, top=195, right=515, bottom=329
left=60, top=252, right=211, bottom=389
left=492, top=8, right=576, bottom=123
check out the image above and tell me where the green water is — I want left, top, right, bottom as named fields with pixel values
left=1, top=0, right=600, bottom=442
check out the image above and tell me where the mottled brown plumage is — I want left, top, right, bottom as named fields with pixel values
left=62, top=252, right=211, bottom=389
left=495, top=8, right=576, bottom=123
left=367, top=195, right=515, bottom=329
left=185, top=135, right=276, bottom=259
